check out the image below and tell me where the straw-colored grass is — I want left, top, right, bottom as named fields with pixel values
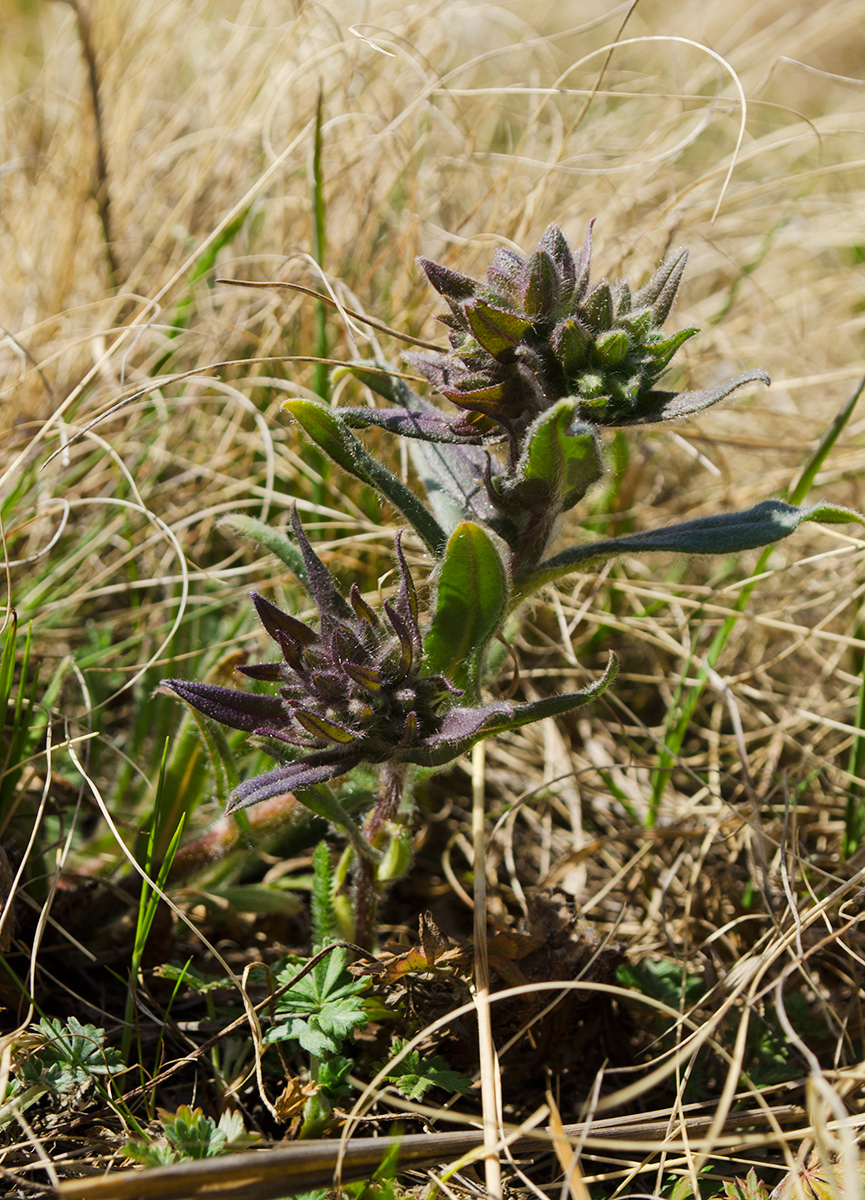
left=2, top=0, right=865, bottom=1196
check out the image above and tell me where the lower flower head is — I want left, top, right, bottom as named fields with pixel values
left=159, top=509, right=511, bottom=812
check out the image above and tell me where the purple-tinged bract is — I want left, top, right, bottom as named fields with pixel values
left=159, top=509, right=510, bottom=813
left=405, top=222, right=768, bottom=447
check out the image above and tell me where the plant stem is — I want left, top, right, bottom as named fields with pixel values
left=471, top=740, right=502, bottom=1200
left=353, top=764, right=407, bottom=949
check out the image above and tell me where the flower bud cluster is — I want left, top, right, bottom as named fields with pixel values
left=407, top=222, right=763, bottom=448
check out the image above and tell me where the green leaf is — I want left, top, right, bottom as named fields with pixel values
left=479, top=654, right=617, bottom=736
left=152, top=963, right=229, bottom=995
left=283, top=399, right=446, bottom=556
left=617, top=958, right=703, bottom=1011
left=375, top=1044, right=473, bottom=1101
left=218, top=884, right=304, bottom=916
left=514, top=399, right=603, bottom=512
left=311, top=841, right=338, bottom=945
left=519, top=499, right=863, bottom=593
left=316, top=1054, right=354, bottom=1097
left=464, top=299, right=532, bottom=357
left=20, top=1017, right=123, bottom=1095
left=266, top=947, right=368, bottom=1055
left=124, top=1105, right=259, bottom=1167
left=721, top=1168, right=770, bottom=1200
left=218, top=513, right=310, bottom=591
left=519, top=249, right=558, bottom=319
left=423, top=522, right=508, bottom=692
left=343, top=363, right=494, bottom=531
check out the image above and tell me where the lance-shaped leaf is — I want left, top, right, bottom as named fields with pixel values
left=403, top=700, right=514, bottom=767
left=582, top=280, right=613, bottom=333
left=334, top=362, right=483, bottom=443
left=338, top=406, right=476, bottom=443
left=218, top=513, right=310, bottom=593
left=225, top=750, right=364, bottom=814
left=583, top=369, right=770, bottom=427
left=409, top=656, right=618, bottom=766
left=283, top=399, right=446, bottom=556
left=483, top=653, right=617, bottom=734
left=512, top=399, right=603, bottom=512
left=424, top=522, right=508, bottom=693
left=157, top=680, right=287, bottom=733
left=516, top=499, right=863, bottom=594
left=291, top=707, right=359, bottom=745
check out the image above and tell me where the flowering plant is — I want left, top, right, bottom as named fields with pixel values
left=162, top=509, right=615, bottom=816
left=164, top=222, right=858, bottom=942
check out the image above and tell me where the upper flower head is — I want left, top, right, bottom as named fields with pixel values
left=159, top=509, right=511, bottom=812
left=405, top=222, right=767, bottom=449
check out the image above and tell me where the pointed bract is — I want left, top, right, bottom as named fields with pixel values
left=390, top=222, right=769, bottom=450
left=417, top=257, right=477, bottom=300
left=163, top=520, right=533, bottom=813
left=289, top=506, right=353, bottom=622
left=158, top=680, right=287, bottom=732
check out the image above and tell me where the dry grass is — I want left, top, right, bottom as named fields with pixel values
left=2, top=0, right=865, bottom=1196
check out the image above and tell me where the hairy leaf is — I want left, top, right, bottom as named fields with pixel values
left=519, top=499, right=862, bottom=592
left=424, top=522, right=508, bottom=691
left=284, top=399, right=446, bottom=556
left=218, top=513, right=310, bottom=591
left=514, top=399, right=603, bottom=512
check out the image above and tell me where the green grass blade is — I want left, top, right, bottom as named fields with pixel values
left=789, top=373, right=865, bottom=504
left=124, top=740, right=186, bottom=1066
left=311, top=86, right=329, bottom=405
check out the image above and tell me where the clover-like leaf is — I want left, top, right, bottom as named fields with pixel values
left=19, top=1017, right=123, bottom=1095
